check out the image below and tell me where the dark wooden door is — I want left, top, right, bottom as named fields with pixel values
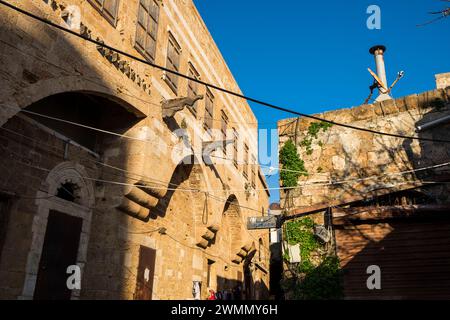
left=0, top=196, right=10, bottom=263
left=34, top=211, right=82, bottom=300
left=134, top=245, right=156, bottom=300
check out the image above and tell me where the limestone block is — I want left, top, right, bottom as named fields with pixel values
left=125, top=186, right=159, bottom=209
left=404, top=94, right=419, bottom=111
left=201, top=229, right=215, bottom=241
left=207, top=224, right=220, bottom=233
left=380, top=99, right=399, bottom=115
left=137, top=180, right=167, bottom=199
left=436, top=73, right=450, bottom=89
left=237, top=249, right=247, bottom=258
left=117, top=198, right=149, bottom=220
left=232, top=257, right=243, bottom=264
left=332, top=156, right=346, bottom=171
left=196, top=239, right=208, bottom=249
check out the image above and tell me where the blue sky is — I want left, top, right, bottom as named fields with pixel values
left=194, top=0, right=450, bottom=203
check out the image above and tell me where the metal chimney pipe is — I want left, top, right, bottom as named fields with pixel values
left=369, top=45, right=391, bottom=101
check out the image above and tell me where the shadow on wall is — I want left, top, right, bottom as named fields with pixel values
left=0, top=3, right=178, bottom=300
left=402, top=94, right=450, bottom=199
left=150, top=155, right=196, bottom=220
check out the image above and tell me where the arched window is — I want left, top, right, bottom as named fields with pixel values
left=56, top=182, right=78, bottom=202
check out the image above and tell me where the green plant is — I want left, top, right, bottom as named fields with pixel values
left=279, top=139, right=308, bottom=187
left=300, top=122, right=333, bottom=156
left=307, top=121, right=333, bottom=139
left=294, top=256, right=343, bottom=300
left=285, top=217, right=343, bottom=300
left=286, top=218, right=319, bottom=263
left=282, top=250, right=290, bottom=262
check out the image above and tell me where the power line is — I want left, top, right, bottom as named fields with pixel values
left=2, top=126, right=449, bottom=195
left=10, top=103, right=426, bottom=182
left=0, top=105, right=299, bottom=176
left=0, top=35, right=274, bottom=128
left=1, top=0, right=450, bottom=144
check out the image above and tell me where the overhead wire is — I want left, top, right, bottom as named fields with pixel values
left=0, top=105, right=308, bottom=176
left=2, top=126, right=449, bottom=196
left=1, top=0, right=450, bottom=144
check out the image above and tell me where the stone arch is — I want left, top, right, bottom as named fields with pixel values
left=220, top=195, right=243, bottom=263
left=20, top=161, right=95, bottom=300
left=1, top=75, right=147, bottom=128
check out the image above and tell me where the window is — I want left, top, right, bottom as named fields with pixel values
left=203, top=89, right=214, bottom=132
left=232, top=128, right=239, bottom=168
left=251, top=155, right=256, bottom=189
left=56, top=182, right=78, bottom=202
left=88, top=0, right=120, bottom=26
left=243, top=143, right=249, bottom=180
left=187, top=63, right=200, bottom=117
left=165, top=33, right=181, bottom=94
left=135, top=0, right=160, bottom=62
left=221, top=110, right=229, bottom=154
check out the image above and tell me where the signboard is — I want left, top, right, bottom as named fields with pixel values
left=247, top=215, right=278, bottom=230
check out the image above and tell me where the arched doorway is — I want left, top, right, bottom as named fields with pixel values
left=22, top=162, right=95, bottom=300
left=0, top=91, right=144, bottom=299
left=222, top=195, right=242, bottom=264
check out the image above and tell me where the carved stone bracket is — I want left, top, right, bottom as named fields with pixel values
left=202, top=140, right=234, bottom=165
left=232, top=242, right=255, bottom=265
left=116, top=180, right=168, bottom=220
left=196, top=224, right=219, bottom=249
left=161, top=95, right=204, bottom=118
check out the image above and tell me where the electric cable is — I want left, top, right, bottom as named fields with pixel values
left=1, top=0, right=450, bottom=144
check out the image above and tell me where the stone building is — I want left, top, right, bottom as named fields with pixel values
left=278, top=73, right=450, bottom=299
left=0, top=0, right=270, bottom=300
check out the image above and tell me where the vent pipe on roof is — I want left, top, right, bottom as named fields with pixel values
left=369, top=45, right=392, bottom=101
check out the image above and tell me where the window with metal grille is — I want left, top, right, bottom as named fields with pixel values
left=221, top=110, right=229, bottom=154
left=233, top=127, right=239, bottom=168
left=203, top=89, right=214, bottom=132
left=88, top=0, right=120, bottom=27
left=251, top=155, right=256, bottom=189
left=243, top=143, right=249, bottom=180
left=164, top=32, right=181, bottom=94
left=134, top=0, right=160, bottom=62
left=187, top=63, right=200, bottom=117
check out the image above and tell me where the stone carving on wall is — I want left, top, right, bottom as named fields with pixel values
left=161, top=95, right=204, bottom=118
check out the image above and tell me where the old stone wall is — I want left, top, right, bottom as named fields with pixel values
left=0, top=0, right=269, bottom=300
left=436, top=73, right=450, bottom=90
left=278, top=86, right=450, bottom=209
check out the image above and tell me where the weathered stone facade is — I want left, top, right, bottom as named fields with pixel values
left=436, top=72, right=450, bottom=90
left=278, top=83, right=450, bottom=210
left=0, top=0, right=269, bottom=300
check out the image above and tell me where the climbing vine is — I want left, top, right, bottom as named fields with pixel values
left=283, top=217, right=343, bottom=300
left=279, top=139, right=308, bottom=187
left=300, top=121, right=333, bottom=155
left=280, top=122, right=333, bottom=187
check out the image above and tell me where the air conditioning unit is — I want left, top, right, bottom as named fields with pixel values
left=314, top=225, right=331, bottom=243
